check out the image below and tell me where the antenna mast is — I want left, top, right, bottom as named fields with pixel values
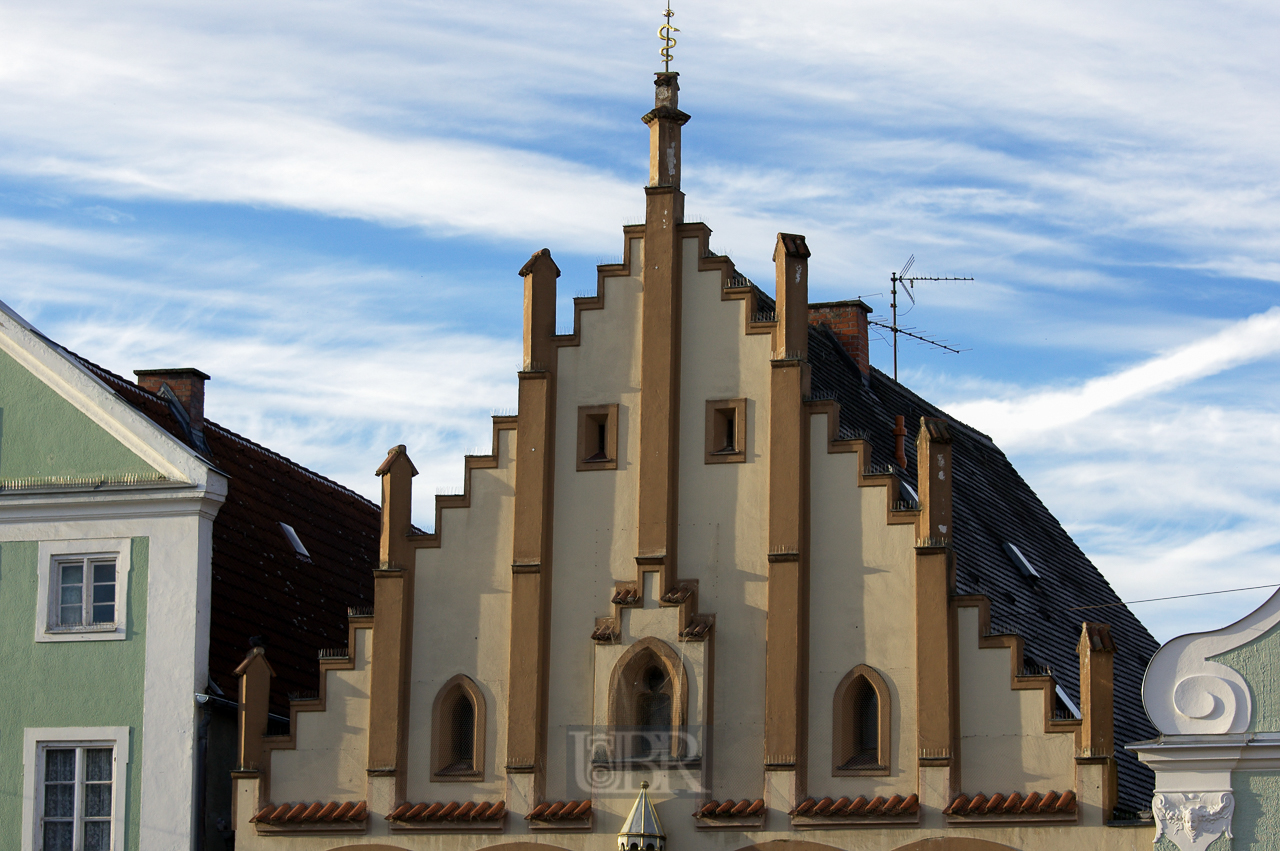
left=875, top=254, right=973, bottom=380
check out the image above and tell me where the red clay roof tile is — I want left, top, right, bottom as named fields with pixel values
left=525, top=800, right=592, bottom=821
left=944, top=791, right=1077, bottom=817
left=387, top=801, right=507, bottom=823
left=250, top=801, right=367, bottom=824
left=694, top=799, right=767, bottom=819
left=789, top=794, right=919, bottom=818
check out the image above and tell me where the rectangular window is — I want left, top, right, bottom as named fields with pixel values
left=36, top=540, right=132, bottom=643
left=577, top=404, right=619, bottom=471
left=54, top=559, right=117, bottom=628
left=41, top=746, right=114, bottom=851
left=705, top=398, right=747, bottom=464
left=23, top=728, right=129, bottom=851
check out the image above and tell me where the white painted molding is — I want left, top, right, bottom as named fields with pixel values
left=1152, top=791, right=1233, bottom=851
left=1143, top=587, right=1280, bottom=734
left=35, top=538, right=132, bottom=642
left=0, top=299, right=212, bottom=487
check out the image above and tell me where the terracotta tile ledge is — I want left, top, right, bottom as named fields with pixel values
left=944, top=790, right=1077, bottom=822
left=790, top=794, right=920, bottom=828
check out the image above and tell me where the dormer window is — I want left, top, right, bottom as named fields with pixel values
left=577, top=404, right=619, bottom=471
left=705, top=398, right=747, bottom=464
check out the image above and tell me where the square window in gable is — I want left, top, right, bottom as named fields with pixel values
left=577, top=404, right=619, bottom=471
left=705, top=398, right=747, bottom=464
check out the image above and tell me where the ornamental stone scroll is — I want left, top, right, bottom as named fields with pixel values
left=1142, top=588, right=1280, bottom=735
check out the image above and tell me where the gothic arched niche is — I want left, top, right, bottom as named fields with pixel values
left=607, top=636, right=689, bottom=759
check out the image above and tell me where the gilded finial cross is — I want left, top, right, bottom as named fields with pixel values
left=659, top=1, right=678, bottom=71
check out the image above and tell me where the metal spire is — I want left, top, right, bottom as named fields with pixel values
left=619, top=781, right=666, bottom=851
left=659, top=1, right=679, bottom=71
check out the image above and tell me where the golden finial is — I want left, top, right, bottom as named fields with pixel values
left=659, top=1, right=679, bottom=71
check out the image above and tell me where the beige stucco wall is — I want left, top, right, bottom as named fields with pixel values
left=543, top=238, right=648, bottom=809
left=675, top=235, right=774, bottom=805
left=269, top=627, right=372, bottom=803
left=806, top=412, right=918, bottom=801
left=956, top=606, right=1076, bottom=795
left=404, top=426, right=517, bottom=804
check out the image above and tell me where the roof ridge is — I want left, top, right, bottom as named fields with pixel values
left=68, top=350, right=377, bottom=511
left=202, top=421, right=377, bottom=510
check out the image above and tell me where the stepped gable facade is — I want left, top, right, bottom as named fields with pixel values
left=231, top=72, right=1160, bottom=850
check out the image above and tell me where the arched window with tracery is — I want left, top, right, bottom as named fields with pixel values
left=608, top=637, right=688, bottom=761
left=431, top=674, right=486, bottom=780
left=832, top=664, right=891, bottom=776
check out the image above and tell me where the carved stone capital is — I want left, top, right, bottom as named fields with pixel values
left=1153, top=791, right=1233, bottom=851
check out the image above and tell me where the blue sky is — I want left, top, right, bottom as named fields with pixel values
left=3, top=0, right=1278, bottom=643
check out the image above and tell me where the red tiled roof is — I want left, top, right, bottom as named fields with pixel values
left=71, top=355, right=379, bottom=715
left=388, top=801, right=506, bottom=823
left=695, top=799, right=765, bottom=818
left=590, top=623, right=620, bottom=642
left=611, top=585, right=640, bottom=605
left=251, top=801, right=367, bottom=824
left=527, top=800, right=592, bottom=821
left=944, top=790, right=1076, bottom=816
left=790, top=794, right=919, bottom=818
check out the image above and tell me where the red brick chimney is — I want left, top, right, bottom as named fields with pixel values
left=808, top=300, right=872, bottom=375
left=134, top=368, right=210, bottom=435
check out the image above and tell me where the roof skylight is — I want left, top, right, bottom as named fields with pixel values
left=279, top=523, right=311, bottom=559
left=1054, top=684, right=1082, bottom=720
left=1003, top=542, right=1041, bottom=580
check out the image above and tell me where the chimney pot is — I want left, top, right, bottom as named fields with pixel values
left=133, top=368, right=210, bottom=435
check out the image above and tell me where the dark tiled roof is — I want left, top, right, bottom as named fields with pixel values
left=790, top=794, right=919, bottom=818
left=251, top=801, right=367, bottom=824
left=390, top=801, right=507, bottom=823
left=807, top=324, right=1160, bottom=814
left=70, top=355, right=378, bottom=715
left=944, top=790, right=1076, bottom=817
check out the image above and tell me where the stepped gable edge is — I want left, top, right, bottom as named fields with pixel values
left=804, top=323, right=1160, bottom=814
left=406, top=415, right=519, bottom=547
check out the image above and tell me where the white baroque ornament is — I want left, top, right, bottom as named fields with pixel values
left=1152, top=792, right=1234, bottom=851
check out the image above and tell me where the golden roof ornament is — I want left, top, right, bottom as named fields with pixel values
left=659, top=1, right=679, bottom=72
left=618, top=781, right=665, bottom=851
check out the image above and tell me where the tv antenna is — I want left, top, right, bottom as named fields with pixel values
left=870, top=254, right=973, bottom=380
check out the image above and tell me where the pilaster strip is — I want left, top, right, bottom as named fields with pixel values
left=637, top=72, right=686, bottom=593
left=764, top=235, right=811, bottom=784
left=914, top=419, right=956, bottom=779
left=506, top=250, right=560, bottom=790
left=368, top=445, right=418, bottom=801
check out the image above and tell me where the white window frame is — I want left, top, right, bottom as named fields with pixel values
left=21, top=727, right=130, bottom=851
left=35, top=539, right=131, bottom=643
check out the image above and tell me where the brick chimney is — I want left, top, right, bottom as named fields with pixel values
left=808, top=300, right=872, bottom=375
left=134, top=368, right=210, bottom=435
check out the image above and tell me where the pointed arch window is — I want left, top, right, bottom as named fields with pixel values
left=833, top=664, right=891, bottom=776
left=607, top=637, right=688, bottom=762
left=431, top=675, right=486, bottom=781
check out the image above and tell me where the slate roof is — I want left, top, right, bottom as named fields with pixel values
left=71, top=356, right=378, bottom=715
left=806, top=323, right=1160, bottom=815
